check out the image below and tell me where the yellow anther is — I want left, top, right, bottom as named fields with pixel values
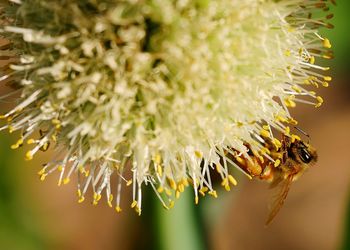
left=168, top=200, right=175, bottom=209
left=284, top=50, right=291, bottom=57
left=165, top=188, right=172, bottom=196
left=93, top=193, right=101, bottom=205
left=40, top=174, right=47, bottom=181
left=167, top=178, right=177, bottom=190
left=27, top=138, right=35, bottom=144
left=94, top=193, right=101, bottom=200
left=292, top=85, right=302, bottom=93
left=260, top=147, right=270, bottom=155
left=274, top=159, right=281, bottom=167
left=63, top=177, right=70, bottom=185
left=284, top=98, right=296, bottom=108
left=57, top=165, right=63, bottom=172
left=324, top=76, right=332, bottom=81
left=126, top=179, right=132, bottom=186
left=215, top=164, right=222, bottom=173
left=322, top=67, right=330, bottom=71
left=199, top=187, right=208, bottom=197
left=25, top=151, right=33, bottom=161
left=322, top=82, right=329, bottom=87
left=131, top=200, right=137, bottom=208
left=78, top=196, right=85, bottom=203
left=288, top=118, right=298, bottom=125
left=77, top=189, right=82, bottom=197
left=258, top=155, right=264, bottom=163
left=276, top=115, right=287, bottom=123
left=284, top=126, right=290, bottom=135
left=178, top=183, right=185, bottom=193
left=323, top=38, right=331, bottom=48
left=0, top=115, right=6, bottom=119
left=51, top=134, right=57, bottom=142
left=11, top=143, right=20, bottom=149
left=115, top=206, right=122, bottom=213
left=108, top=195, right=113, bottom=208
left=17, top=138, right=24, bottom=146
left=260, top=129, right=270, bottom=138
left=224, top=184, right=231, bottom=191
left=304, top=79, right=311, bottom=85
left=194, top=150, right=202, bottom=158
left=315, top=96, right=324, bottom=108
left=154, top=153, right=161, bottom=164
left=309, top=56, right=315, bottom=64
left=182, top=178, right=189, bottom=187
left=175, top=190, right=180, bottom=199
left=208, top=190, right=218, bottom=198
left=236, top=121, right=244, bottom=127
left=311, top=81, right=319, bottom=88
left=221, top=178, right=228, bottom=187
left=228, top=175, right=237, bottom=186
left=195, top=196, right=199, bottom=205
left=317, top=96, right=324, bottom=103
left=273, top=138, right=282, bottom=149
left=41, top=142, right=49, bottom=151
left=157, top=186, right=164, bottom=193
left=38, top=168, right=46, bottom=175
left=262, top=125, right=270, bottom=130
left=235, top=156, right=244, bottom=164
left=157, top=164, right=163, bottom=176
left=8, top=126, right=14, bottom=133
left=52, top=118, right=60, bottom=125
left=84, top=170, right=90, bottom=177
left=78, top=165, right=85, bottom=173
left=55, top=124, right=61, bottom=129
left=108, top=193, right=115, bottom=203
left=291, top=134, right=301, bottom=143
left=135, top=206, right=141, bottom=216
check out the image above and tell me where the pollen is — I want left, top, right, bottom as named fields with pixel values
left=228, top=175, right=238, bottom=186
left=115, top=206, right=122, bottom=213
left=260, top=129, right=270, bottom=138
left=25, top=151, right=33, bottom=161
left=274, top=159, right=281, bottom=167
left=323, top=38, right=332, bottom=48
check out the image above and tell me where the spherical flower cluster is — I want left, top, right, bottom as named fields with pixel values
left=0, top=0, right=333, bottom=213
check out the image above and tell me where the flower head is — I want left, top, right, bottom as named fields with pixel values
left=0, top=0, right=333, bottom=213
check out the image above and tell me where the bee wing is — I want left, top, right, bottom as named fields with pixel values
left=268, top=172, right=284, bottom=189
left=265, top=174, right=294, bottom=225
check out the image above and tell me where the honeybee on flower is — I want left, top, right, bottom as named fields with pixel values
left=0, top=0, right=333, bottom=215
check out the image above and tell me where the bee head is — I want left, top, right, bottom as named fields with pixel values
left=296, top=141, right=317, bottom=165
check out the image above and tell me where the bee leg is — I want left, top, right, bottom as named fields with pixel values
left=280, top=133, right=291, bottom=164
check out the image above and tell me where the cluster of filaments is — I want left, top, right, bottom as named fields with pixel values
left=0, top=0, right=333, bottom=214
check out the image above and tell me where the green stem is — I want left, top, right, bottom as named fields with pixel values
left=154, top=190, right=207, bottom=250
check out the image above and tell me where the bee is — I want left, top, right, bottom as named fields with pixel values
left=231, top=132, right=317, bottom=225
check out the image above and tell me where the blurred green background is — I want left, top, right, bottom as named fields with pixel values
left=1, top=1, right=350, bottom=250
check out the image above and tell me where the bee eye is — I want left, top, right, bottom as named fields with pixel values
left=299, top=147, right=312, bottom=163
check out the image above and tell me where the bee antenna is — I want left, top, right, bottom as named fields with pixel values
left=294, top=126, right=310, bottom=142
